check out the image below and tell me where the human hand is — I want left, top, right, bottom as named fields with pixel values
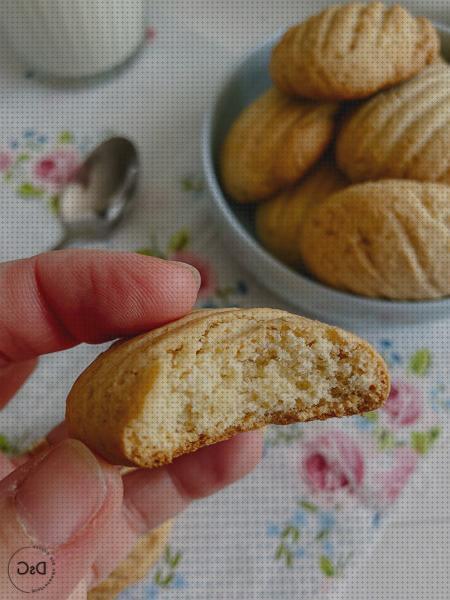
left=0, top=250, right=263, bottom=599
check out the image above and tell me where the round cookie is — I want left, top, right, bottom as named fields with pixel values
left=336, top=62, right=450, bottom=184
left=88, top=521, right=173, bottom=599
left=256, top=159, right=348, bottom=267
left=270, top=2, right=439, bottom=101
left=220, top=87, right=338, bottom=203
left=300, top=179, right=450, bottom=300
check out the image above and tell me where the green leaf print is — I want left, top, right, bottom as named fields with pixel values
left=275, top=543, right=294, bottom=568
left=58, top=131, right=73, bottom=144
left=319, top=556, right=335, bottom=577
left=17, top=153, right=30, bottom=162
left=411, top=432, right=427, bottom=454
left=48, top=195, right=60, bottom=215
left=136, top=247, right=165, bottom=259
left=411, top=427, right=441, bottom=455
left=169, top=553, right=181, bottom=568
left=316, top=529, right=331, bottom=541
left=281, top=525, right=300, bottom=543
left=154, top=571, right=174, bottom=587
left=362, top=411, right=379, bottom=422
left=164, top=546, right=181, bottom=568
left=153, top=544, right=183, bottom=588
left=376, top=429, right=396, bottom=451
left=181, top=176, right=204, bottom=193
left=3, top=171, right=12, bottom=182
left=17, top=182, right=44, bottom=199
left=409, top=349, right=431, bottom=376
left=298, top=500, right=319, bottom=513
left=265, top=424, right=304, bottom=447
left=167, top=229, right=190, bottom=253
left=0, top=434, right=17, bottom=455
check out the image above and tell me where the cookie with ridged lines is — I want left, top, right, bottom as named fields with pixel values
left=336, top=62, right=450, bottom=184
left=300, top=179, right=450, bottom=300
left=270, top=2, right=439, bottom=101
left=255, top=159, right=348, bottom=267
left=88, top=521, right=173, bottom=599
left=220, top=87, right=338, bottom=203
left=66, top=307, right=389, bottom=468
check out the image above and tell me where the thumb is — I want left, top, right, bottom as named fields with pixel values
left=0, top=439, right=123, bottom=599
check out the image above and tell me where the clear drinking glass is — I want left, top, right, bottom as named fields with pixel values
left=0, top=0, right=147, bottom=81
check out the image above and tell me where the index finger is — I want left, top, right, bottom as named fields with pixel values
left=0, top=249, right=200, bottom=364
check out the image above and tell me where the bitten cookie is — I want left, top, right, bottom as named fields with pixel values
left=270, top=2, right=439, bottom=101
left=66, top=308, right=389, bottom=468
left=255, top=159, right=348, bottom=267
left=88, top=521, right=173, bottom=600
left=300, top=179, right=450, bottom=300
left=336, top=62, right=450, bottom=184
left=220, top=88, right=337, bottom=203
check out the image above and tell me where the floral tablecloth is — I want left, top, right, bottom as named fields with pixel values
left=0, top=3, right=449, bottom=599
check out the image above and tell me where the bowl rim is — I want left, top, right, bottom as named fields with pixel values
left=202, top=22, right=450, bottom=321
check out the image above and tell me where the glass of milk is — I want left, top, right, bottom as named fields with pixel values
left=0, top=0, right=147, bottom=79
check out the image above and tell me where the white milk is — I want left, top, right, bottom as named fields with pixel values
left=0, top=0, right=146, bottom=78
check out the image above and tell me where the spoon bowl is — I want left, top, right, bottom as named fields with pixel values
left=53, top=137, right=139, bottom=249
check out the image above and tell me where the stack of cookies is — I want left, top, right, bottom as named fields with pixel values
left=219, top=1, right=450, bottom=301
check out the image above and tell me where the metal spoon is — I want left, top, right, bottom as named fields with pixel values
left=51, top=137, right=139, bottom=250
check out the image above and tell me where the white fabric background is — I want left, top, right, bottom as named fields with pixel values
left=0, top=1, right=449, bottom=598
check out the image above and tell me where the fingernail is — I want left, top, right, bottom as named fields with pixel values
left=172, top=261, right=201, bottom=290
left=15, top=439, right=107, bottom=548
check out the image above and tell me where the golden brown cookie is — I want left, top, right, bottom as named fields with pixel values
left=88, top=521, right=173, bottom=600
left=300, top=179, right=450, bottom=300
left=255, top=159, right=348, bottom=266
left=66, top=308, right=389, bottom=468
left=336, top=62, right=450, bottom=183
left=220, top=88, right=338, bottom=203
left=270, top=2, right=439, bottom=101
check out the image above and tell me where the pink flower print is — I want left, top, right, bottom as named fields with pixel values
left=372, top=448, right=418, bottom=504
left=383, top=382, right=421, bottom=427
left=0, top=151, right=13, bottom=172
left=145, top=26, right=156, bottom=42
left=34, top=148, right=80, bottom=188
left=301, top=430, right=364, bottom=495
left=171, top=251, right=216, bottom=298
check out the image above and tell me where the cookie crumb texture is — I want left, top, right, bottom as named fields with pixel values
left=66, top=308, right=389, bottom=468
left=270, top=2, right=439, bottom=101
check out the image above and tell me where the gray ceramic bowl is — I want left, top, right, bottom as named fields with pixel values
left=202, top=24, right=450, bottom=327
